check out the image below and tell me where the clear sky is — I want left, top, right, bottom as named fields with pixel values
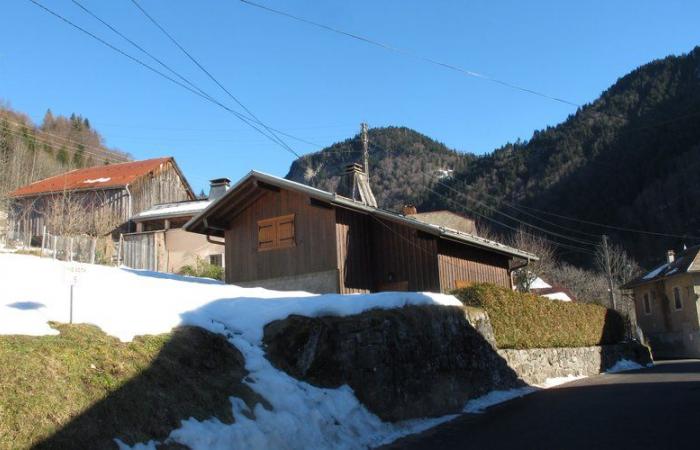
left=1, top=0, right=699, bottom=193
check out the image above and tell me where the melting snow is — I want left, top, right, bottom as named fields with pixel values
left=0, top=254, right=652, bottom=449
left=83, top=177, right=111, bottom=184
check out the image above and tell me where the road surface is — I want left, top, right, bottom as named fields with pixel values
left=382, top=360, right=700, bottom=450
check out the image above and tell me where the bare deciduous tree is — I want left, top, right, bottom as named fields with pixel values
left=508, top=227, right=558, bottom=291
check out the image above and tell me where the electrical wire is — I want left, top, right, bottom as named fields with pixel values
left=26, top=0, right=302, bottom=161
left=239, top=0, right=580, bottom=108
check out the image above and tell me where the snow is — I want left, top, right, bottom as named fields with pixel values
left=83, top=177, right=111, bottom=184
left=133, top=200, right=212, bottom=219
left=0, top=254, right=462, bottom=449
left=535, top=375, right=586, bottom=388
left=529, top=276, right=552, bottom=289
left=606, top=359, right=647, bottom=373
left=642, top=263, right=669, bottom=280
left=463, top=387, right=536, bottom=413
left=0, top=253, right=653, bottom=449
left=542, top=292, right=573, bottom=302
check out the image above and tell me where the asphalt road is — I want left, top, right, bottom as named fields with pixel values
left=382, top=360, right=700, bottom=450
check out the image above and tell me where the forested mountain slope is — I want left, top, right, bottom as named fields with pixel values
left=287, top=47, right=700, bottom=267
left=285, top=127, right=473, bottom=210
left=0, top=105, right=130, bottom=201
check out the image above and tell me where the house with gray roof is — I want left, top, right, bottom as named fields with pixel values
left=185, top=165, right=537, bottom=294
left=622, top=246, right=700, bottom=358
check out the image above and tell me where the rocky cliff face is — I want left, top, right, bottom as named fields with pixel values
left=262, top=305, right=522, bottom=421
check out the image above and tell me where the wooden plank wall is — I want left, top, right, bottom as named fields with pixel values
left=225, top=189, right=337, bottom=283
left=437, top=240, right=511, bottom=291
left=129, top=160, right=192, bottom=215
left=369, top=218, right=441, bottom=292
left=9, top=188, right=129, bottom=240
left=122, top=231, right=159, bottom=271
left=335, top=207, right=373, bottom=294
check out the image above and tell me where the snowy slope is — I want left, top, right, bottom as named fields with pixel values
left=1, top=254, right=463, bottom=449
left=0, top=254, right=647, bottom=449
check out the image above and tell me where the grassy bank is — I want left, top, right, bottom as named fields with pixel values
left=0, top=323, right=264, bottom=450
left=452, top=284, right=625, bottom=349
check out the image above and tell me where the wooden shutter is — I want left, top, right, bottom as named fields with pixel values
left=257, top=214, right=295, bottom=251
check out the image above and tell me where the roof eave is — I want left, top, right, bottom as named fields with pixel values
left=184, top=170, right=539, bottom=260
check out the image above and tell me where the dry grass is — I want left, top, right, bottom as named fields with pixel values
left=452, top=284, right=625, bottom=349
left=0, top=323, right=266, bottom=450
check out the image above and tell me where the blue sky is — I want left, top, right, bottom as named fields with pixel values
left=1, top=1, right=699, bottom=193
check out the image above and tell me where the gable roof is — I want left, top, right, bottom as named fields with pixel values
left=185, top=170, right=538, bottom=261
left=8, top=157, right=193, bottom=198
left=621, top=245, right=700, bottom=289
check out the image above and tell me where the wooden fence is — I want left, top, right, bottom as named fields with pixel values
left=120, top=231, right=159, bottom=271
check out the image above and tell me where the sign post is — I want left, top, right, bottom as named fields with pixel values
left=65, top=264, right=86, bottom=324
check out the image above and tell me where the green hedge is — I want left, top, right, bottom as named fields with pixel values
left=452, top=284, right=625, bottom=349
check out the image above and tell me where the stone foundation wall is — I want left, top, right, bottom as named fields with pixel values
left=263, top=304, right=652, bottom=422
left=497, top=344, right=652, bottom=386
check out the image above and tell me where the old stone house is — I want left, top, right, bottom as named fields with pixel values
left=622, top=246, right=700, bottom=358
left=185, top=166, right=537, bottom=294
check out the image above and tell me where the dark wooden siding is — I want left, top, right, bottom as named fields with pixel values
left=335, top=207, right=373, bottom=294
left=369, top=218, right=440, bottom=292
left=129, top=160, right=192, bottom=215
left=437, top=240, right=511, bottom=291
left=225, top=189, right=337, bottom=283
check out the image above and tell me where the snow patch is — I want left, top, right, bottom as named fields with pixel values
left=535, top=374, right=586, bottom=388
left=83, top=177, right=111, bottom=184
left=0, top=254, right=463, bottom=450
left=541, top=292, right=573, bottom=302
left=606, top=359, right=646, bottom=373
left=463, top=387, right=536, bottom=414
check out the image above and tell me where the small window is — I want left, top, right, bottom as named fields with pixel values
left=257, top=214, right=295, bottom=251
left=643, top=293, right=651, bottom=315
left=209, top=254, right=223, bottom=267
left=673, top=287, right=682, bottom=310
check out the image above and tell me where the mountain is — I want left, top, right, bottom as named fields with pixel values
left=0, top=105, right=130, bottom=202
left=286, top=47, right=700, bottom=267
left=286, top=126, right=473, bottom=210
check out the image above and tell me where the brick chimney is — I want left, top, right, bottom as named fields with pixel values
left=336, top=163, right=377, bottom=207
left=403, top=204, right=417, bottom=216
left=667, top=249, right=675, bottom=263
left=208, top=178, right=230, bottom=201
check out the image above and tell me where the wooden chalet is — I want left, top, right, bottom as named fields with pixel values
left=185, top=168, right=537, bottom=294
left=7, top=157, right=194, bottom=242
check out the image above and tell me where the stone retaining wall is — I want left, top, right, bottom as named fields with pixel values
left=497, top=344, right=652, bottom=386
left=263, top=304, right=652, bottom=421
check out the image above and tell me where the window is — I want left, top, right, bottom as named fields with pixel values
left=673, top=287, right=682, bottom=310
left=643, top=293, right=651, bottom=315
left=257, top=214, right=295, bottom=251
left=209, top=254, right=223, bottom=267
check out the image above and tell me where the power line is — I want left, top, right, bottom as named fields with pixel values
left=239, top=0, right=580, bottom=108
left=1, top=121, right=128, bottom=164
left=128, top=0, right=300, bottom=158
left=515, top=203, right=700, bottom=240
left=420, top=179, right=595, bottom=255
left=431, top=177, right=599, bottom=247
left=26, top=0, right=303, bottom=162
left=0, top=116, right=129, bottom=162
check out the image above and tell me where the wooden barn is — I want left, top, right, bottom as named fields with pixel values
left=7, top=157, right=194, bottom=243
left=185, top=169, right=537, bottom=294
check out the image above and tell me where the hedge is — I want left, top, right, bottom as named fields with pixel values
left=452, top=284, right=625, bottom=349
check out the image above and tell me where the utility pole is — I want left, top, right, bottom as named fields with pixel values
left=602, top=234, right=617, bottom=310
left=361, top=122, right=369, bottom=177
